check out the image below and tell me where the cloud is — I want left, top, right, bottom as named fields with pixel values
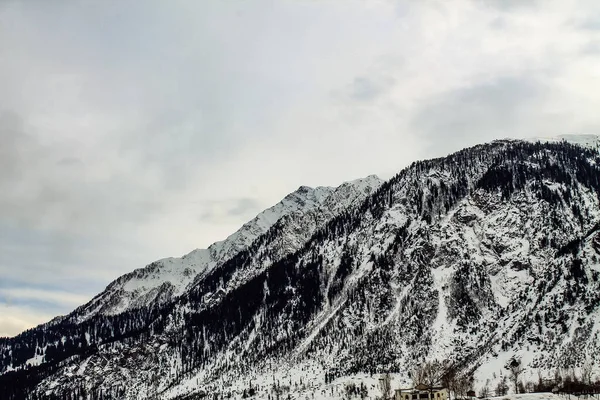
left=485, top=0, right=541, bottom=11
left=350, top=76, right=395, bottom=102
left=410, top=76, right=548, bottom=155
left=198, top=198, right=264, bottom=223
left=581, top=40, right=600, bottom=54
left=1, top=0, right=600, bottom=335
left=0, top=303, right=53, bottom=338
left=228, top=198, right=263, bottom=217
left=576, top=17, right=600, bottom=31
left=56, top=157, right=84, bottom=167
left=0, top=287, right=90, bottom=310
left=0, top=112, right=37, bottom=186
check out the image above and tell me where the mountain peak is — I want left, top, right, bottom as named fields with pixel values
left=345, top=174, right=383, bottom=189
left=283, top=185, right=334, bottom=208
left=61, top=174, right=382, bottom=322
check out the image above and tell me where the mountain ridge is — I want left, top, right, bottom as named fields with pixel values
left=2, top=136, right=600, bottom=400
left=8, top=175, right=383, bottom=329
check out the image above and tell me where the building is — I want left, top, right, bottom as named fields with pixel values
left=395, top=384, right=449, bottom=400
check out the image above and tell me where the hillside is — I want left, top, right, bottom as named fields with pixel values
left=51, top=175, right=382, bottom=324
left=1, top=139, right=600, bottom=400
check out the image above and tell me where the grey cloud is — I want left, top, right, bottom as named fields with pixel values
left=351, top=77, right=385, bottom=101
left=1, top=0, right=600, bottom=336
left=228, top=198, right=262, bottom=217
left=0, top=111, right=36, bottom=184
left=0, top=75, right=174, bottom=231
left=581, top=41, right=600, bottom=54
left=0, top=287, right=90, bottom=310
left=484, top=0, right=541, bottom=11
left=56, top=157, right=83, bottom=167
left=411, top=76, right=548, bottom=156
left=577, top=18, right=600, bottom=31
left=348, top=75, right=396, bottom=102
left=119, top=112, right=238, bottom=191
left=0, top=221, right=157, bottom=313
left=198, top=211, right=218, bottom=224
left=489, top=17, right=507, bottom=30
left=0, top=304, right=52, bottom=338
left=198, top=198, right=264, bottom=223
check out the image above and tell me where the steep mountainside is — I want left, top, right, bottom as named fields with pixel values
left=2, top=139, right=600, bottom=400
left=64, top=175, right=382, bottom=321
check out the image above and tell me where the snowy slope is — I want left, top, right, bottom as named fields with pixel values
left=525, top=134, right=600, bottom=151
left=2, top=138, right=600, bottom=400
left=49, top=176, right=382, bottom=322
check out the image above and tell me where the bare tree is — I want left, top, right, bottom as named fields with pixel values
left=508, top=360, right=524, bottom=394
left=412, top=364, right=427, bottom=387
left=454, top=374, right=472, bottom=399
left=562, top=367, right=576, bottom=385
left=423, top=360, right=445, bottom=388
left=495, top=377, right=508, bottom=396
left=380, top=373, right=392, bottom=400
left=479, top=380, right=490, bottom=399
left=360, top=383, right=368, bottom=400
left=412, top=359, right=472, bottom=400
left=413, top=360, right=446, bottom=392
left=581, top=361, right=593, bottom=385
left=345, top=382, right=357, bottom=400
left=554, top=368, right=562, bottom=385
left=441, top=363, right=458, bottom=400
left=272, top=382, right=283, bottom=400
left=525, top=381, right=535, bottom=393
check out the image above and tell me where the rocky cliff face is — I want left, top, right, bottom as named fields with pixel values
left=2, top=139, right=600, bottom=400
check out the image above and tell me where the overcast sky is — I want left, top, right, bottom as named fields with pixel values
left=1, top=0, right=600, bottom=337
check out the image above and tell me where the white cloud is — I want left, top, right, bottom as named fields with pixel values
left=0, top=287, right=90, bottom=308
left=1, top=0, right=600, bottom=335
left=0, top=304, right=53, bottom=338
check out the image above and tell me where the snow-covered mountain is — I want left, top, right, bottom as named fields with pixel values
left=66, top=175, right=382, bottom=321
left=2, top=137, right=600, bottom=400
left=526, top=134, right=600, bottom=150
